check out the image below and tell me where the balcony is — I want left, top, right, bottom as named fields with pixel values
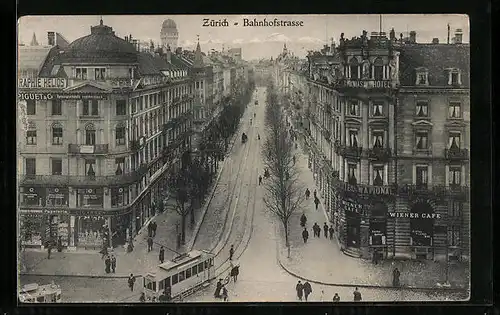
left=412, top=146, right=433, bottom=156
left=338, top=145, right=363, bottom=159
left=19, top=165, right=149, bottom=187
left=68, top=144, right=109, bottom=155
left=445, top=148, right=469, bottom=160
left=129, top=138, right=144, bottom=152
left=367, top=147, right=392, bottom=162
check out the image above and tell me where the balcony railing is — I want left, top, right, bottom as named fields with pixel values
left=445, top=148, right=469, bottom=160
left=68, top=144, right=109, bottom=155
left=19, top=164, right=149, bottom=187
left=367, top=147, right=392, bottom=161
left=338, top=145, right=363, bottom=159
left=412, top=146, right=433, bottom=156
left=398, top=184, right=469, bottom=200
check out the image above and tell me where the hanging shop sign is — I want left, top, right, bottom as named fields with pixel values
left=18, top=92, right=108, bottom=100
left=387, top=212, right=441, bottom=219
left=18, top=77, right=67, bottom=89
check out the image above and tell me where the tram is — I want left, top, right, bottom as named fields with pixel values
left=143, top=250, right=215, bottom=302
left=19, top=282, right=62, bottom=303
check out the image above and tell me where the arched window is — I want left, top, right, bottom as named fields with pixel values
left=115, top=123, right=126, bottom=146
left=85, top=123, right=96, bottom=145
left=373, top=57, right=384, bottom=80
left=52, top=122, right=63, bottom=145
left=349, top=58, right=359, bottom=79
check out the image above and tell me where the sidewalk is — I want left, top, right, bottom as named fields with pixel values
left=275, top=137, right=469, bottom=291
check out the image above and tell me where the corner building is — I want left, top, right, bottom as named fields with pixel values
left=17, top=20, right=194, bottom=250
left=276, top=30, right=469, bottom=262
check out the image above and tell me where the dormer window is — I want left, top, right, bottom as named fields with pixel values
left=95, top=68, right=106, bottom=80
left=415, top=68, right=429, bottom=85
left=447, top=68, right=462, bottom=86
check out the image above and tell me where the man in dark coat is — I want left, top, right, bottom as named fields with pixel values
left=329, top=225, right=334, bottom=239
left=147, top=236, right=153, bottom=252
left=259, top=175, right=262, bottom=185
left=303, top=281, right=312, bottom=301
left=313, top=223, right=320, bottom=237
left=302, top=228, right=309, bottom=243
left=229, top=245, right=234, bottom=260
left=393, top=268, right=401, bottom=287
left=305, top=188, right=310, bottom=200
left=300, top=213, right=307, bottom=227
left=147, top=222, right=153, bottom=237
left=152, top=222, right=157, bottom=237
left=314, top=197, right=320, bottom=210
left=159, top=246, right=165, bottom=263
left=111, top=254, right=117, bottom=273
left=214, top=279, right=223, bottom=298
left=105, top=255, right=111, bottom=273
left=323, top=223, right=329, bottom=238
left=313, top=190, right=317, bottom=199
left=128, top=274, right=136, bottom=292
left=296, top=281, right=304, bottom=301
left=231, top=265, right=240, bottom=282
left=46, top=241, right=52, bottom=259
left=332, top=293, right=340, bottom=301
left=353, top=287, right=362, bottom=301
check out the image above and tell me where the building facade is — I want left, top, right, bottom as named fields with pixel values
left=18, top=20, right=193, bottom=250
left=275, top=29, right=470, bottom=262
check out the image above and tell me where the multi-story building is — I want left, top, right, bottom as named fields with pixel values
left=275, top=29, right=469, bottom=262
left=17, top=19, right=194, bottom=250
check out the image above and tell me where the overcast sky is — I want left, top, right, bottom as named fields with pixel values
left=18, top=14, right=469, bottom=59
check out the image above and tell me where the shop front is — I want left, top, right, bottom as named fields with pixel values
left=410, top=200, right=436, bottom=260
left=368, top=201, right=388, bottom=260
left=110, top=186, right=131, bottom=247
left=19, top=209, right=44, bottom=248
left=74, top=188, right=106, bottom=249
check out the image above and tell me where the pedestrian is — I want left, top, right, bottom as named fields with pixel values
left=393, top=268, right=401, bottom=287
left=296, top=281, right=304, bottom=301
left=100, top=244, right=108, bottom=259
left=373, top=249, right=379, bottom=265
left=300, top=213, right=307, bottom=228
left=57, top=236, right=63, bottom=252
left=152, top=222, right=157, bottom=237
left=105, top=254, right=111, bottom=273
left=147, top=236, right=153, bottom=252
left=313, top=190, right=317, bottom=199
left=305, top=188, right=310, bottom=200
left=148, top=222, right=153, bottom=237
left=303, top=281, right=312, bottom=301
left=222, top=285, right=228, bottom=301
left=128, top=274, right=136, bottom=292
left=229, top=245, right=234, bottom=260
left=46, top=241, right=52, bottom=259
left=111, top=254, right=117, bottom=273
left=353, top=287, right=362, bottom=301
left=332, top=293, right=340, bottom=302
left=302, top=228, right=309, bottom=243
left=159, top=246, right=165, bottom=264
left=258, top=134, right=260, bottom=140
left=293, top=155, right=296, bottom=165
left=329, top=225, right=334, bottom=239
left=139, top=292, right=146, bottom=302
left=231, top=264, right=240, bottom=282
left=314, top=197, right=320, bottom=210
left=313, top=223, right=320, bottom=237
left=323, top=222, right=329, bottom=238
left=259, top=175, right=262, bottom=185
left=214, top=279, right=223, bottom=298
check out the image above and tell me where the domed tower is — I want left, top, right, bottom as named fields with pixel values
left=160, top=19, right=179, bottom=51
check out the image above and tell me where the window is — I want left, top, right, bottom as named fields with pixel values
left=373, top=58, right=384, bottom=80
left=449, top=201, right=462, bottom=217
left=416, top=69, right=429, bottom=85
left=26, top=130, right=37, bottom=145
left=82, top=100, right=99, bottom=116
left=116, top=126, right=126, bottom=146
left=52, top=125, right=63, bottom=145
left=448, top=102, right=461, bottom=118
left=373, top=165, right=384, bottom=186
left=449, top=166, right=461, bottom=187
left=448, top=69, right=461, bottom=85
left=85, top=124, right=96, bottom=145
left=348, top=163, right=357, bottom=185
left=25, top=158, right=36, bottom=175
left=85, top=159, right=96, bottom=177
left=415, top=131, right=429, bottom=150
left=192, top=265, right=198, bottom=276
left=131, top=99, right=137, bottom=113
left=178, top=271, right=185, bottom=282
left=115, top=158, right=125, bottom=175
left=172, top=274, right=178, bottom=285
left=372, top=102, right=383, bottom=117
left=448, top=132, right=461, bottom=150
left=198, top=262, right=204, bottom=272
left=448, top=226, right=461, bottom=246
left=451, top=72, right=459, bottom=85
left=75, top=68, right=88, bottom=80
left=52, top=100, right=62, bottom=115
left=27, top=100, right=36, bottom=115
left=416, top=101, right=429, bottom=117
left=349, top=58, right=359, bottom=79
left=94, top=68, right=106, bottom=80
left=416, top=165, right=428, bottom=188
left=348, top=101, right=359, bottom=116
left=348, top=130, right=359, bottom=147
left=185, top=268, right=192, bottom=279
left=111, top=187, right=128, bottom=207
left=116, top=100, right=126, bottom=116
left=372, top=131, right=384, bottom=148
left=52, top=158, right=62, bottom=175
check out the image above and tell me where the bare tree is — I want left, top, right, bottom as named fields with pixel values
left=262, top=84, right=305, bottom=257
left=165, top=168, right=191, bottom=245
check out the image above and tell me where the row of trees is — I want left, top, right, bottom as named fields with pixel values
left=261, top=82, right=305, bottom=257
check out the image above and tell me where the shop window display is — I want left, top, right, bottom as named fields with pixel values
left=76, top=216, right=107, bottom=247
left=20, top=215, right=43, bottom=246
left=76, top=188, right=104, bottom=207
left=46, top=215, right=69, bottom=246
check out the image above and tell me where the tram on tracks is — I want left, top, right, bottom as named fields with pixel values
left=143, top=250, right=215, bottom=302
left=19, top=282, right=62, bottom=303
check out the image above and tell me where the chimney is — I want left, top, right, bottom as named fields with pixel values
left=166, top=45, right=172, bottom=63
left=129, top=34, right=133, bottom=43
left=409, top=31, right=416, bottom=43
left=454, top=29, right=463, bottom=44
left=47, top=31, right=55, bottom=46
left=432, top=38, right=439, bottom=44
left=125, top=36, right=128, bottom=42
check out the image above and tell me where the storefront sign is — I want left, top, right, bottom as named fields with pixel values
left=44, top=209, right=70, bottom=215
left=388, top=212, right=441, bottom=219
left=18, top=77, right=67, bottom=89
left=343, top=80, right=392, bottom=89
left=18, top=92, right=108, bottom=100
left=341, top=199, right=363, bottom=214
left=19, top=209, right=43, bottom=214
left=339, top=182, right=394, bottom=195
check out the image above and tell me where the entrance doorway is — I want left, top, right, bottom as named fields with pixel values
left=346, top=215, right=361, bottom=247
